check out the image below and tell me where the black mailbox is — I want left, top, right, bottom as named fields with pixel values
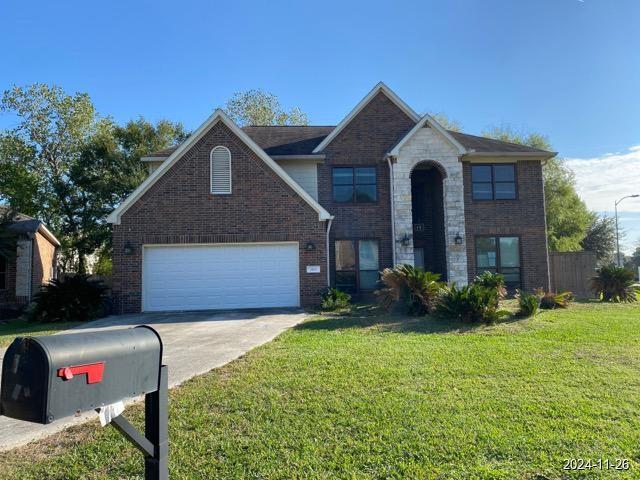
left=0, top=325, right=162, bottom=424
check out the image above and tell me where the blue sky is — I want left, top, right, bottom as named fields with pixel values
left=2, top=0, right=639, bottom=250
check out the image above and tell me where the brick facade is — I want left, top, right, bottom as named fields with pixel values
left=32, top=232, right=57, bottom=292
left=463, top=160, right=550, bottom=291
left=110, top=87, right=551, bottom=312
left=317, top=92, right=415, bottom=289
left=112, top=121, right=327, bottom=313
left=0, top=231, right=58, bottom=316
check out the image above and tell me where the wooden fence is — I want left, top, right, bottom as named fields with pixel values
left=549, top=251, right=597, bottom=298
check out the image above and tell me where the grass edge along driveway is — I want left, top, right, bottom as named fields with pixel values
left=0, top=302, right=639, bottom=479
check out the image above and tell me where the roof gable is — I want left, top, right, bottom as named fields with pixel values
left=312, top=82, right=420, bottom=153
left=388, top=114, right=467, bottom=156
left=107, top=110, right=332, bottom=224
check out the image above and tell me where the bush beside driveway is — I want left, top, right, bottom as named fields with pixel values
left=0, top=302, right=639, bottom=479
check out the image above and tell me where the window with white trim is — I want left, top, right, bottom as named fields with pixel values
left=210, top=146, right=232, bottom=194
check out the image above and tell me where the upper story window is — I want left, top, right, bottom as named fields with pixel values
left=332, top=167, right=377, bottom=203
left=210, top=146, right=232, bottom=194
left=0, top=255, right=6, bottom=290
left=471, top=164, right=516, bottom=200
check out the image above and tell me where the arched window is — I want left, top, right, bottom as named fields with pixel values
left=210, top=146, right=232, bottom=194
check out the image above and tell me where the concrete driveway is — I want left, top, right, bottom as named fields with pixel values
left=0, top=309, right=308, bottom=451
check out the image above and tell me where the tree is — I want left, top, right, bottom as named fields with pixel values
left=428, top=112, right=462, bottom=132
left=72, top=118, right=187, bottom=268
left=0, top=84, right=186, bottom=272
left=580, top=214, right=616, bottom=263
left=224, top=89, right=308, bottom=126
left=0, top=84, right=99, bottom=271
left=482, top=126, right=592, bottom=252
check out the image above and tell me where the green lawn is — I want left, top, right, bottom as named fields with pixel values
left=0, top=319, right=80, bottom=348
left=1, top=302, right=639, bottom=479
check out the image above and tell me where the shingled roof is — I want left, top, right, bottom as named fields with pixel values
left=143, top=125, right=553, bottom=158
left=0, top=207, right=60, bottom=246
left=448, top=131, right=552, bottom=154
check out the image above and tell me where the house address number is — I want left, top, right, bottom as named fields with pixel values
left=306, top=266, right=321, bottom=274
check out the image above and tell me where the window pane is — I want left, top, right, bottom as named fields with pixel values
left=335, top=271, right=357, bottom=291
left=472, top=183, right=493, bottom=200
left=476, top=237, right=497, bottom=268
left=499, top=237, right=520, bottom=267
left=359, top=271, right=379, bottom=290
left=333, top=185, right=354, bottom=203
left=501, top=267, right=520, bottom=284
left=0, top=273, right=5, bottom=290
left=472, top=165, right=492, bottom=182
left=358, top=240, right=379, bottom=271
left=495, top=182, right=516, bottom=199
left=355, top=167, right=376, bottom=185
left=414, top=248, right=425, bottom=270
left=335, top=241, right=356, bottom=271
left=494, top=165, right=515, bottom=182
left=355, top=184, right=376, bottom=202
left=333, top=168, right=353, bottom=185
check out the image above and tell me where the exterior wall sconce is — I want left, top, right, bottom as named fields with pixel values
left=123, top=241, right=134, bottom=255
left=399, top=233, right=412, bottom=247
left=305, top=241, right=316, bottom=251
left=454, top=233, right=463, bottom=245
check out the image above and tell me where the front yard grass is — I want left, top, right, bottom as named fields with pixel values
left=1, top=302, right=639, bottom=479
left=0, top=318, right=80, bottom=348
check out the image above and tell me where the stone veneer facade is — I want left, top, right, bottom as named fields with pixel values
left=392, top=126, right=469, bottom=285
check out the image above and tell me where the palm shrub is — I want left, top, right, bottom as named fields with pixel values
left=516, top=289, right=540, bottom=317
left=320, top=288, right=351, bottom=311
left=591, top=265, right=639, bottom=302
left=535, top=289, right=573, bottom=309
left=27, top=274, right=109, bottom=323
left=376, top=264, right=444, bottom=315
left=436, top=283, right=510, bottom=324
left=474, top=271, right=507, bottom=300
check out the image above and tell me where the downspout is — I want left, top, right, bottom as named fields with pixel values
left=325, top=217, right=333, bottom=287
left=387, top=156, right=397, bottom=266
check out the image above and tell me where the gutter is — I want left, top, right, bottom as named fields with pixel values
left=387, top=156, right=396, bottom=266
left=461, top=151, right=557, bottom=160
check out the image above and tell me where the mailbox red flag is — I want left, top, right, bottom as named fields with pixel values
left=57, top=362, right=105, bottom=384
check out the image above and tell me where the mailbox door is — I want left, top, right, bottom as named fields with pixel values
left=1, top=338, right=50, bottom=423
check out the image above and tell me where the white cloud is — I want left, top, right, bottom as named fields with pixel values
left=565, top=145, right=640, bottom=213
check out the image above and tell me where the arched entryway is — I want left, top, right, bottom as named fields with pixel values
left=410, top=161, right=447, bottom=280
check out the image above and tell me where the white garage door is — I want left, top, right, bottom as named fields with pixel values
left=143, top=243, right=300, bottom=312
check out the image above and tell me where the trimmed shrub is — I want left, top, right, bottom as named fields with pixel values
left=376, top=265, right=444, bottom=315
left=436, top=283, right=510, bottom=324
left=591, top=265, right=639, bottom=303
left=320, top=288, right=351, bottom=311
left=516, top=289, right=539, bottom=317
left=27, top=274, right=108, bottom=323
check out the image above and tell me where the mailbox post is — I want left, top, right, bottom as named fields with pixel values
left=0, top=326, right=168, bottom=480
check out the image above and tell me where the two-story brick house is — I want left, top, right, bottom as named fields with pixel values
left=107, top=83, right=554, bottom=313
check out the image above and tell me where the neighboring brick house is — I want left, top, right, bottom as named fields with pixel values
left=108, top=83, right=554, bottom=313
left=0, top=210, right=60, bottom=316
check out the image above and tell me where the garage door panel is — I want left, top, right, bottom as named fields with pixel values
left=143, top=243, right=299, bottom=311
